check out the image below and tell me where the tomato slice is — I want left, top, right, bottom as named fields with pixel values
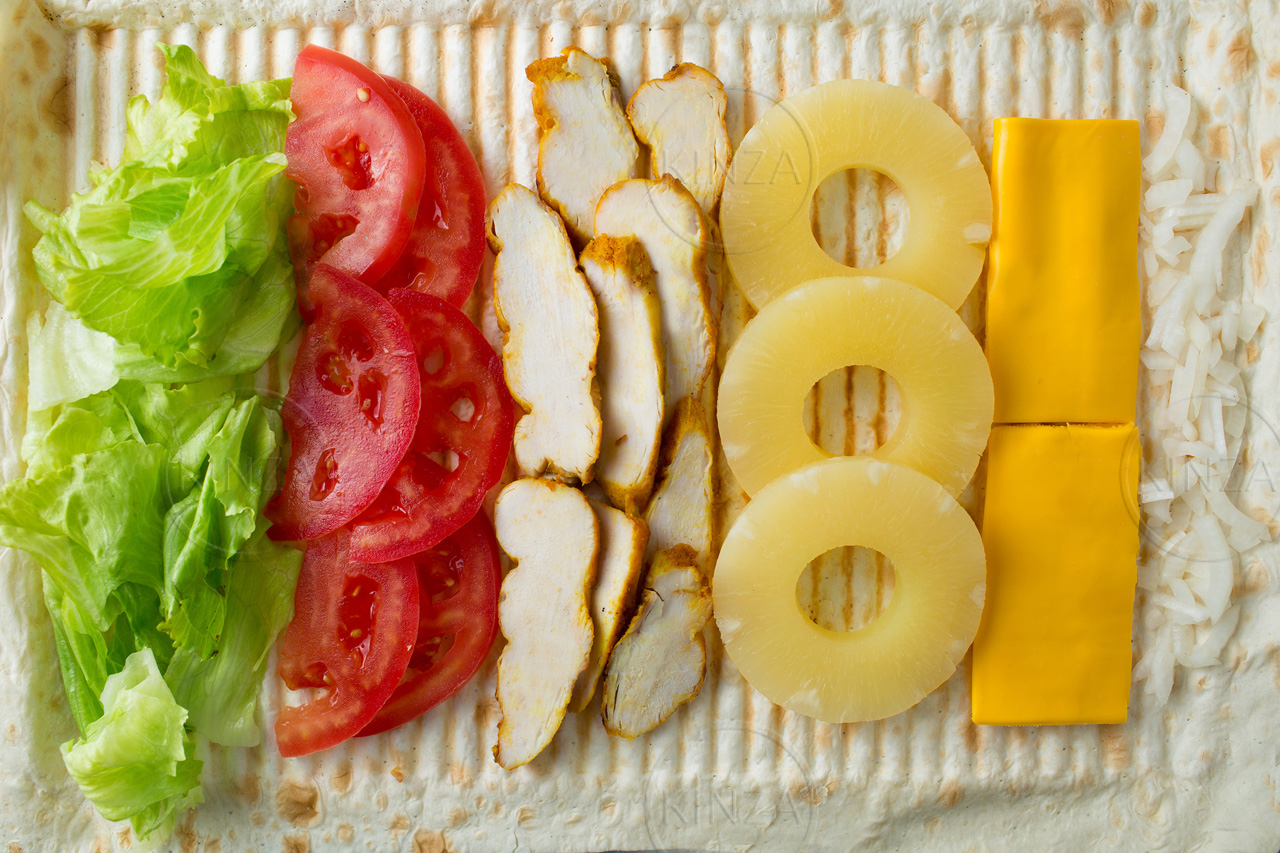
left=286, top=44, right=426, bottom=314
left=275, top=531, right=418, bottom=757
left=358, top=512, right=501, bottom=736
left=267, top=265, right=421, bottom=542
left=347, top=290, right=515, bottom=562
left=372, top=77, right=487, bottom=308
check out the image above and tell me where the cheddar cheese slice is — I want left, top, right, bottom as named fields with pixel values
left=971, top=424, right=1141, bottom=726
left=986, top=119, right=1141, bottom=425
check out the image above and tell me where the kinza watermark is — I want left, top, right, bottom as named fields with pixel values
left=640, top=726, right=816, bottom=852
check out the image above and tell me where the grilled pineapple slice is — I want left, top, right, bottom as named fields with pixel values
left=718, top=276, right=992, bottom=497
left=714, top=457, right=986, bottom=723
left=719, top=79, right=991, bottom=310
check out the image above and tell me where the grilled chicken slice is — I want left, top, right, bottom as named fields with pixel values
left=643, top=399, right=714, bottom=568
left=579, top=235, right=665, bottom=514
left=570, top=501, right=649, bottom=712
left=492, top=478, right=599, bottom=770
left=487, top=183, right=601, bottom=483
left=627, top=64, right=731, bottom=216
left=595, top=177, right=714, bottom=411
left=528, top=47, right=641, bottom=246
left=601, top=545, right=712, bottom=738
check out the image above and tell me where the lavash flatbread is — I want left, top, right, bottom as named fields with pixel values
left=2, top=0, right=1280, bottom=850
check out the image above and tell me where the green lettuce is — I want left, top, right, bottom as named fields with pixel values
left=10, top=43, right=302, bottom=845
left=0, top=379, right=301, bottom=835
left=61, top=649, right=204, bottom=847
left=158, top=395, right=281, bottom=657
left=25, top=304, right=118, bottom=412
left=3, top=379, right=297, bottom=720
left=165, top=528, right=302, bottom=747
left=23, top=43, right=298, bottom=380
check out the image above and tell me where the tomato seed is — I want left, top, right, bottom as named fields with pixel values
left=310, top=448, right=340, bottom=500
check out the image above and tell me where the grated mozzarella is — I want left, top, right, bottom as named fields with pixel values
left=1134, top=85, right=1267, bottom=704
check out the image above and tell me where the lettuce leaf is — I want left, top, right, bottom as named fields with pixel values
left=12, top=43, right=300, bottom=844
left=61, top=648, right=204, bottom=847
left=0, top=439, right=170, bottom=635
left=159, top=395, right=281, bottom=657
left=165, top=528, right=301, bottom=747
left=23, top=44, right=297, bottom=378
left=25, top=304, right=119, bottom=412
left=0, top=380, right=298, bottom=831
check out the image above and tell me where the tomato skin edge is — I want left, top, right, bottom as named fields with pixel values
left=370, top=75, right=487, bottom=309
left=266, top=265, right=422, bottom=544
left=356, top=512, right=502, bottom=736
left=346, top=289, right=515, bottom=563
left=274, top=531, right=420, bottom=758
left=286, top=44, right=428, bottom=315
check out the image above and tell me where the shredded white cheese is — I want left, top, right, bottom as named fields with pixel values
left=1134, top=85, right=1266, bottom=703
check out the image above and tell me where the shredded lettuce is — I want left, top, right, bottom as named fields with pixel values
left=61, top=649, right=204, bottom=847
left=165, top=528, right=301, bottom=747
left=1, top=379, right=298, bottom=716
left=1, top=379, right=302, bottom=842
left=23, top=43, right=298, bottom=380
left=6, top=44, right=302, bottom=846
left=26, top=304, right=118, bottom=411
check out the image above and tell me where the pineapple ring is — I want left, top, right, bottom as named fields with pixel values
left=714, top=456, right=986, bottom=724
left=719, top=79, right=991, bottom=310
left=718, top=276, right=992, bottom=497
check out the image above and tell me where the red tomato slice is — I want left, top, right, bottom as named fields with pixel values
left=358, top=512, right=501, bottom=736
left=286, top=44, right=426, bottom=314
left=372, top=77, right=487, bottom=308
left=275, top=531, right=418, bottom=757
left=267, top=265, right=421, bottom=542
left=347, top=290, right=515, bottom=562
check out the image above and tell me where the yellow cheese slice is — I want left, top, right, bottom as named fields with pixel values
left=986, top=119, right=1141, bottom=425
left=971, top=424, right=1141, bottom=726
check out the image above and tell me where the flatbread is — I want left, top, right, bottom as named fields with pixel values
left=2, top=0, right=1280, bottom=849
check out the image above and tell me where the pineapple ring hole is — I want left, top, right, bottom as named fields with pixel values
left=809, top=168, right=911, bottom=268
left=796, top=546, right=896, bottom=632
left=804, top=367, right=903, bottom=453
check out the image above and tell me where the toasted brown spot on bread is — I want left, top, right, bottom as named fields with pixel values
left=1144, top=108, right=1165, bottom=144
left=237, top=772, right=261, bottom=806
left=414, top=829, right=453, bottom=853
left=1041, top=5, right=1085, bottom=39
left=330, top=760, right=352, bottom=795
left=275, top=780, right=321, bottom=827
left=1100, top=724, right=1131, bottom=770
left=1225, top=31, right=1252, bottom=82
left=939, top=780, right=964, bottom=808
left=1208, top=124, right=1233, bottom=159
left=1096, top=0, right=1125, bottom=26
left=176, top=812, right=198, bottom=853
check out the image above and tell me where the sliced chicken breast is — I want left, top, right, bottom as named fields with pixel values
left=492, top=478, right=599, bottom=770
left=627, top=63, right=731, bottom=216
left=643, top=398, right=715, bottom=569
left=487, top=183, right=601, bottom=483
left=595, top=177, right=714, bottom=411
left=601, top=545, right=712, bottom=738
left=570, top=501, right=649, bottom=712
left=579, top=235, right=665, bottom=514
left=528, top=47, right=641, bottom=246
